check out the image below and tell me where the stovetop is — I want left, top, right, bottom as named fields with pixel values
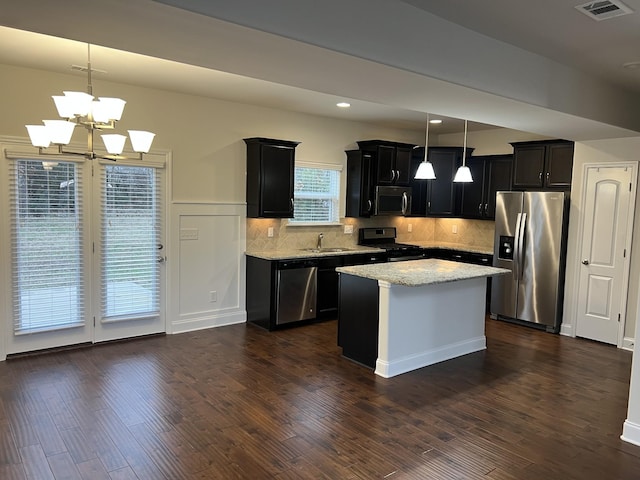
left=357, top=227, right=422, bottom=252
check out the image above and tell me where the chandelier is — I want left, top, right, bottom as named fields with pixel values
left=25, top=44, right=155, bottom=161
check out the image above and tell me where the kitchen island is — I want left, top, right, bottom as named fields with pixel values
left=336, top=259, right=509, bottom=378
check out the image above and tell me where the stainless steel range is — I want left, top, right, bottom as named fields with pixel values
left=358, top=227, right=425, bottom=261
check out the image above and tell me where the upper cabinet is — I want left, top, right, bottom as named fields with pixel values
left=244, top=137, right=299, bottom=218
left=459, top=154, right=512, bottom=219
left=511, top=140, right=574, bottom=190
left=345, top=150, right=375, bottom=217
left=357, top=140, right=414, bottom=186
left=410, top=146, right=470, bottom=217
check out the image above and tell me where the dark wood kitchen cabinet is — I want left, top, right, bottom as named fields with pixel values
left=511, top=140, right=574, bottom=190
left=244, top=137, right=299, bottom=218
left=345, top=150, right=375, bottom=217
left=357, top=140, right=414, bottom=186
left=460, top=154, right=512, bottom=219
left=410, top=146, right=470, bottom=217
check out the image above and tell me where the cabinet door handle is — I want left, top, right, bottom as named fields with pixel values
left=290, top=198, right=294, bottom=211
left=391, top=170, right=397, bottom=182
left=546, top=171, right=550, bottom=184
left=427, top=201, right=431, bottom=213
left=484, top=203, right=488, bottom=215
left=478, top=203, right=483, bottom=215
left=395, top=170, right=400, bottom=182
left=367, top=199, right=372, bottom=213
left=539, top=172, right=543, bottom=183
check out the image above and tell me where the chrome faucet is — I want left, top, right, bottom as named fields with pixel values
left=317, top=232, right=324, bottom=249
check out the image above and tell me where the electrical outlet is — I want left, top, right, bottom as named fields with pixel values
left=344, top=224, right=354, bottom=234
left=209, top=291, right=217, bottom=302
left=452, top=224, right=458, bottom=234
left=408, top=223, right=413, bottom=233
left=267, top=227, right=274, bottom=237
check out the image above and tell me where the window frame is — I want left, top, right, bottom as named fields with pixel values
left=288, top=161, right=343, bottom=227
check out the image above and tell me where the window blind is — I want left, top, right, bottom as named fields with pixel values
left=100, top=165, right=161, bottom=321
left=9, top=159, right=85, bottom=334
left=291, top=166, right=340, bottom=223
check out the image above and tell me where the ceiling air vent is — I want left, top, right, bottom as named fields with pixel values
left=575, top=1, right=634, bottom=21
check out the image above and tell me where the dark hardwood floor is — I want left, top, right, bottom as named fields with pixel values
left=0, top=317, right=639, bottom=479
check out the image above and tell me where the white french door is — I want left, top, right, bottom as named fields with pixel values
left=3, top=153, right=166, bottom=356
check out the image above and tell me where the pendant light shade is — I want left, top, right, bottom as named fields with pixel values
left=453, top=119, right=473, bottom=183
left=414, top=113, right=436, bottom=180
left=453, top=165, right=473, bottom=182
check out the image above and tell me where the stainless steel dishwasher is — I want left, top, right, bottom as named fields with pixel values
left=276, top=259, right=317, bottom=325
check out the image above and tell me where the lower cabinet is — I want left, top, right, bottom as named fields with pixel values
left=246, top=253, right=387, bottom=330
left=337, top=275, right=379, bottom=367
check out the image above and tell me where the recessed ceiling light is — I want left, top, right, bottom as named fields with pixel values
left=336, top=102, right=351, bottom=108
left=429, top=119, right=442, bottom=124
left=623, top=61, right=640, bottom=70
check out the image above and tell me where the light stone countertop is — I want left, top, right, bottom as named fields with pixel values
left=246, top=246, right=384, bottom=261
left=336, top=258, right=509, bottom=287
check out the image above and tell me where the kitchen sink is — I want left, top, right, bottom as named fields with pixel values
left=300, top=247, right=352, bottom=253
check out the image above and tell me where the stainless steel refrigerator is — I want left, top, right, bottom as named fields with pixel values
left=490, top=191, right=569, bottom=332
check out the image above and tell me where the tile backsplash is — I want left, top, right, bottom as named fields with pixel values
left=246, top=216, right=494, bottom=251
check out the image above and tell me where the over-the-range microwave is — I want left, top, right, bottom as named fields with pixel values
left=375, top=185, right=412, bottom=216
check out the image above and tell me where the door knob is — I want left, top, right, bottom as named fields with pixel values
left=582, top=259, right=589, bottom=265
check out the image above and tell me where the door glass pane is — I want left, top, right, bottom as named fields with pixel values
left=101, top=165, right=160, bottom=321
left=10, top=160, right=84, bottom=333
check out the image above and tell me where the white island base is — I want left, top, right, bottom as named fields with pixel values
left=375, top=276, right=487, bottom=378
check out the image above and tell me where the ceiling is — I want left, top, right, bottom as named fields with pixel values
left=1, top=0, right=639, bottom=139
left=402, top=0, right=640, bottom=94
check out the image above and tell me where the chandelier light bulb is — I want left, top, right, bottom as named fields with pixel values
left=52, top=95, right=76, bottom=119
left=26, top=125, right=51, bottom=148
left=101, top=134, right=127, bottom=155
left=128, top=130, right=156, bottom=153
left=62, top=91, right=94, bottom=117
left=43, top=120, right=76, bottom=145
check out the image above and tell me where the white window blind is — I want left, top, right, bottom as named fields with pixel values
left=101, top=165, right=161, bottom=321
left=9, top=159, right=85, bottom=334
left=291, top=165, right=340, bottom=224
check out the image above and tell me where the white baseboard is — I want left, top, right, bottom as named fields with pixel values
left=622, top=337, right=635, bottom=351
left=171, top=311, right=246, bottom=334
left=559, top=322, right=573, bottom=337
left=622, top=420, right=640, bottom=447
left=375, top=336, right=486, bottom=378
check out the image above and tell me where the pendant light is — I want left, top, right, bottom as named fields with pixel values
left=453, top=119, right=473, bottom=183
left=414, top=113, right=436, bottom=180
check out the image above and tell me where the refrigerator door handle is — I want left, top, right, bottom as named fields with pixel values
left=517, top=213, right=527, bottom=280
left=513, top=212, right=522, bottom=281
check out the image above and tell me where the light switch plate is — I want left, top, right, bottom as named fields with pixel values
left=344, top=224, right=354, bottom=234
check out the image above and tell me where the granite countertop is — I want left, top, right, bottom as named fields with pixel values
left=336, top=258, right=509, bottom=287
left=246, top=246, right=384, bottom=260
left=407, top=241, right=493, bottom=255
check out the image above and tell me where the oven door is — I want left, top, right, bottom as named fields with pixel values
left=375, top=186, right=412, bottom=216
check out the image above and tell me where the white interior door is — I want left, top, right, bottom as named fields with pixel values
left=575, top=165, right=636, bottom=345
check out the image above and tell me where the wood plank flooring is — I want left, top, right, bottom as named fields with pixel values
left=1, top=317, right=639, bottom=479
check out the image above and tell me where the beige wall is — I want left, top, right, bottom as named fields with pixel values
left=436, top=127, right=551, bottom=155
left=0, top=63, right=424, bottom=204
